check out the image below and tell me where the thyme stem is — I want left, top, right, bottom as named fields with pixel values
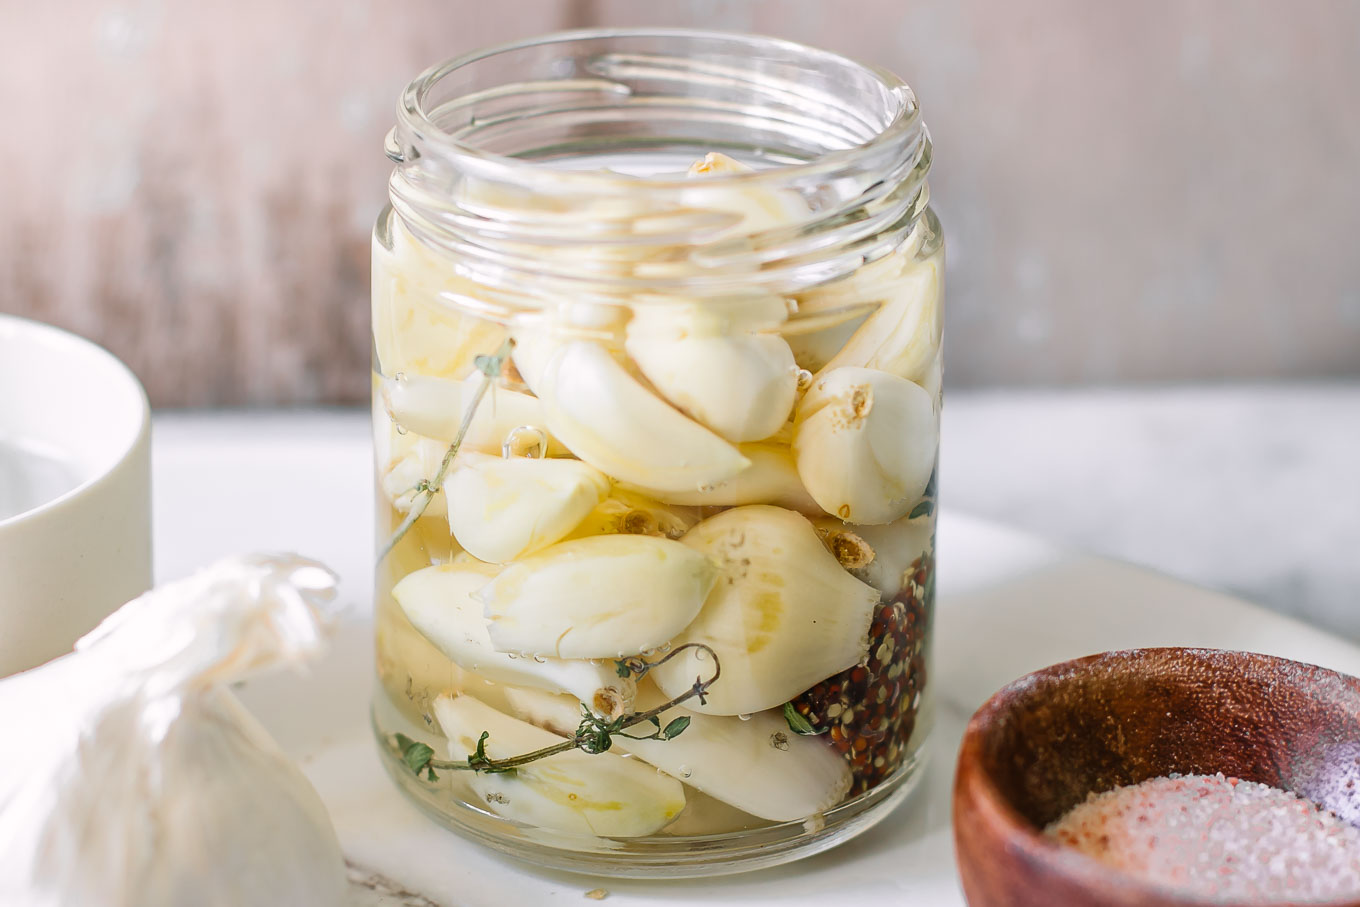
left=396, top=643, right=721, bottom=775
left=377, top=339, right=512, bottom=564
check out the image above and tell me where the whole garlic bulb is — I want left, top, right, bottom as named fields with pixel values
left=0, top=555, right=347, bottom=907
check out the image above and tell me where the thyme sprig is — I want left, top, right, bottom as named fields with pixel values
left=377, top=339, right=513, bottom=564
left=392, top=643, right=720, bottom=778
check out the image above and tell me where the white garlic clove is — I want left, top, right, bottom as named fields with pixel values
left=625, top=328, right=798, bottom=443
left=524, top=339, right=751, bottom=493
left=393, top=563, right=635, bottom=717
left=476, top=535, right=718, bottom=660
left=682, top=152, right=812, bottom=236
left=651, top=505, right=880, bottom=716
left=503, top=685, right=852, bottom=823
left=616, top=440, right=820, bottom=515
left=794, top=367, right=937, bottom=525
left=372, top=221, right=509, bottom=380
left=916, top=346, right=943, bottom=404
left=434, top=694, right=685, bottom=838
left=378, top=437, right=450, bottom=518
left=380, top=372, right=566, bottom=457
left=445, top=453, right=609, bottom=564
left=783, top=305, right=872, bottom=373
left=813, top=514, right=934, bottom=597
left=563, top=489, right=702, bottom=541
left=814, top=252, right=943, bottom=384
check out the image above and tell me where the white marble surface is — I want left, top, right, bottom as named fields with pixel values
left=143, top=389, right=1360, bottom=904
left=152, top=382, right=1360, bottom=641
left=941, top=383, right=1360, bottom=642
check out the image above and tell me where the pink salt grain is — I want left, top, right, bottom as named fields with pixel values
left=1046, top=773, right=1360, bottom=902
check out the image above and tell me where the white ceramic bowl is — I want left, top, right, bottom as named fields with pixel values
left=0, top=315, right=151, bottom=676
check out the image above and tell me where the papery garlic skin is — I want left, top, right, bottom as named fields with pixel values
left=504, top=685, right=852, bottom=823
left=476, top=535, right=718, bottom=660
left=794, top=367, right=938, bottom=525
left=650, top=505, right=880, bottom=716
left=445, top=453, right=609, bottom=564
left=393, top=563, right=635, bottom=717
left=0, top=555, right=346, bottom=907
left=435, top=695, right=686, bottom=838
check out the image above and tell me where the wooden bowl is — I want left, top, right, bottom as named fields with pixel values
left=953, top=647, right=1360, bottom=907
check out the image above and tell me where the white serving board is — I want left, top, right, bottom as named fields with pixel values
left=151, top=413, right=1360, bottom=906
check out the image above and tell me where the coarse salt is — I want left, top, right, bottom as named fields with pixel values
left=1046, top=773, right=1360, bottom=902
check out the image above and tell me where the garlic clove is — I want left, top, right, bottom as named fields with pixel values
left=380, top=372, right=566, bottom=457
left=625, top=328, right=798, bottom=443
left=794, top=366, right=937, bottom=525
left=524, top=339, right=751, bottom=493
left=393, top=563, right=635, bottom=717
left=563, top=489, right=702, bottom=541
left=682, top=152, right=812, bottom=236
left=378, top=436, right=450, bottom=518
left=475, top=535, right=718, bottom=660
left=616, top=440, right=820, bottom=515
left=434, top=694, right=685, bottom=838
left=783, top=305, right=872, bottom=373
left=814, top=252, right=943, bottom=384
left=651, top=505, right=880, bottom=716
left=372, top=222, right=508, bottom=380
left=813, top=514, right=934, bottom=597
left=504, top=684, right=852, bottom=823
left=445, top=453, right=609, bottom=564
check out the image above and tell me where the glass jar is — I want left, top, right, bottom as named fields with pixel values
left=371, top=29, right=942, bottom=877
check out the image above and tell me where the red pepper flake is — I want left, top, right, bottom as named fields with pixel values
left=791, top=549, right=932, bottom=796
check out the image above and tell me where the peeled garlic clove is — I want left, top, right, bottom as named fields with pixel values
left=379, top=437, right=450, bottom=518
left=393, top=564, right=635, bottom=717
left=814, top=515, right=934, bottom=597
left=794, top=367, right=937, bottom=525
left=563, top=489, right=701, bottom=541
left=373, top=222, right=509, bottom=380
left=916, top=347, right=943, bottom=404
left=617, top=440, right=819, bottom=515
left=445, top=453, right=609, bottom=564
left=651, top=505, right=880, bottom=716
left=504, top=685, right=851, bottom=823
left=381, top=372, right=565, bottom=457
left=529, top=340, right=750, bottom=493
left=434, top=695, right=685, bottom=838
left=783, top=306, right=872, bottom=373
left=683, top=152, right=812, bottom=235
left=476, top=535, right=717, bottom=659
left=625, top=329, right=798, bottom=443
left=815, top=252, right=943, bottom=384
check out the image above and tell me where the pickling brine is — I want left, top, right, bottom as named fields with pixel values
left=371, top=30, right=942, bottom=876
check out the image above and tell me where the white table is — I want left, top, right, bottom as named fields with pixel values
left=148, top=390, right=1360, bottom=905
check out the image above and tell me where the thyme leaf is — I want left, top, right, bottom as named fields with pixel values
left=782, top=702, right=823, bottom=736
left=390, top=643, right=721, bottom=777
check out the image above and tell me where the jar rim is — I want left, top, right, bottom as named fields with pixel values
left=393, top=27, right=923, bottom=189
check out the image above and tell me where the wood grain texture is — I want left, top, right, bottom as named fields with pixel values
left=1, top=1, right=1357, bottom=405
left=0, top=0, right=587, bottom=406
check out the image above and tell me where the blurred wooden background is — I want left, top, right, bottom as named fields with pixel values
left=1, top=0, right=1357, bottom=407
